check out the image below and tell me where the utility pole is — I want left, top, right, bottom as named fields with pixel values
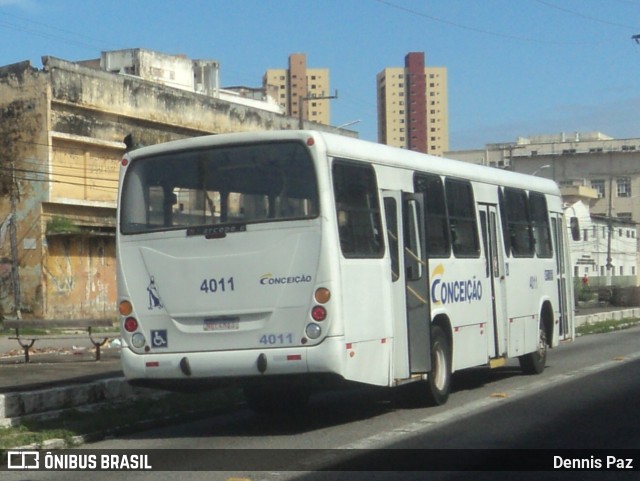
left=9, top=156, right=21, bottom=318
left=606, top=173, right=613, bottom=287
left=298, top=90, right=338, bottom=129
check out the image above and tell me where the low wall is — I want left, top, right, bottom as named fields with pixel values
left=574, top=307, right=640, bottom=327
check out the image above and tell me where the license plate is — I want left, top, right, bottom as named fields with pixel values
left=204, top=317, right=239, bottom=331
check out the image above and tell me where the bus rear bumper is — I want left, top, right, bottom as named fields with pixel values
left=121, top=337, right=345, bottom=386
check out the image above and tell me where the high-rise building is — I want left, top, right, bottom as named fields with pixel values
left=263, top=53, right=331, bottom=126
left=377, top=52, right=449, bottom=156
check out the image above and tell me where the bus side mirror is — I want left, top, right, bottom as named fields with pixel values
left=570, top=217, right=580, bottom=241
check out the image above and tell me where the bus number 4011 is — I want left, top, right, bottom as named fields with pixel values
left=260, top=333, right=294, bottom=345
left=200, top=277, right=235, bottom=294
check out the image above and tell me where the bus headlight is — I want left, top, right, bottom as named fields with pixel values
left=305, top=323, right=322, bottom=339
left=131, top=332, right=146, bottom=348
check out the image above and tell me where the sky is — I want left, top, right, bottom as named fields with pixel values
left=1, top=0, right=640, bottom=150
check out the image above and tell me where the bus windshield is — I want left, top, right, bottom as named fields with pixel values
left=120, top=140, right=319, bottom=234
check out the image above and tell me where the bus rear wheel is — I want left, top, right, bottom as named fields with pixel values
left=425, top=325, right=451, bottom=406
left=518, top=319, right=548, bottom=375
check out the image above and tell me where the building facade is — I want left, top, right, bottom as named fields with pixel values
left=0, top=50, right=346, bottom=320
left=263, top=53, right=331, bottom=126
left=565, top=200, right=637, bottom=288
left=446, top=132, right=640, bottom=287
left=446, top=132, right=640, bottom=223
left=376, top=52, right=449, bottom=156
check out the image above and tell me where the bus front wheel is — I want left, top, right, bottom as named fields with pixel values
left=425, top=325, right=452, bottom=406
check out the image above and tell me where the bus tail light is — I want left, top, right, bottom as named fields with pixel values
left=314, top=287, right=331, bottom=304
left=124, top=317, right=139, bottom=332
left=119, top=300, right=133, bottom=316
left=311, top=306, right=327, bottom=322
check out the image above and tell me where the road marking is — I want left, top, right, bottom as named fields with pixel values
left=341, top=351, right=640, bottom=450
left=490, top=392, right=508, bottom=398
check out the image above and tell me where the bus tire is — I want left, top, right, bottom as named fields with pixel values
left=518, top=319, right=548, bottom=375
left=425, top=325, right=452, bottom=406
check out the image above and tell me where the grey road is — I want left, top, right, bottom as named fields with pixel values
left=4, top=326, right=640, bottom=481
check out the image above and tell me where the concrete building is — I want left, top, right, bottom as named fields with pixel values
left=263, top=53, right=331, bottom=126
left=99, top=48, right=283, bottom=113
left=446, top=132, right=640, bottom=224
left=0, top=50, right=348, bottom=320
left=377, top=52, right=449, bottom=156
left=565, top=198, right=638, bottom=288
left=446, top=132, right=640, bottom=288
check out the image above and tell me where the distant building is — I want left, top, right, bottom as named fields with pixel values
left=447, top=133, right=640, bottom=288
left=263, top=53, right=331, bottom=125
left=100, top=48, right=283, bottom=113
left=376, top=52, right=449, bottom=156
left=446, top=132, right=640, bottom=225
left=565, top=199, right=638, bottom=288
left=0, top=49, right=347, bottom=319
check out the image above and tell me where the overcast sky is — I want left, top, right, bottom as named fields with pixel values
left=1, top=0, right=640, bottom=149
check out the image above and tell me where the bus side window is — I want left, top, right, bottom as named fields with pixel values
left=332, top=160, right=384, bottom=258
left=529, top=192, right=553, bottom=258
left=445, top=178, right=480, bottom=258
left=498, top=188, right=511, bottom=257
left=503, top=187, right=534, bottom=257
left=414, top=174, right=450, bottom=257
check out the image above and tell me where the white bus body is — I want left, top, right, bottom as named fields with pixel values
left=117, top=130, right=574, bottom=407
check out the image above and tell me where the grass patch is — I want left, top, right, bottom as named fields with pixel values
left=576, top=317, right=640, bottom=336
left=0, top=388, right=243, bottom=453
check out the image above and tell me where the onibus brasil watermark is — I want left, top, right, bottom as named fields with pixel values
left=7, top=450, right=152, bottom=471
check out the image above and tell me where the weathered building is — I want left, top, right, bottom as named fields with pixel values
left=0, top=52, right=349, bottom=319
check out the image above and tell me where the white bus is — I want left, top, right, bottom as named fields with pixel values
left=117, top=130, right=574, bottom=410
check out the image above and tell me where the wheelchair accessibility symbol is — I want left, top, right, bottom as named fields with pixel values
left=151, top=330, right=168, bottom=348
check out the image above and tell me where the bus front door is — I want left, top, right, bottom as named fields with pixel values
left=480, top=205, right=508, bottom=359
left=552, top=213, right=574, bottom=341
left=384, top=191, right=431, bottom=378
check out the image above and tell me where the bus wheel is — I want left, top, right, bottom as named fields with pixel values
left=425, top=325, right=451, bottom=406
left=518, top=319, right=547, bottom=375
left=243, top=385, right=310, bottom=414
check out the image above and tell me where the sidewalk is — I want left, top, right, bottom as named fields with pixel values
left=0, top=334, right=123, bottom=394
left=0, top=334, right=152, bottom=429
left=0, top=305, right=638, bottom=427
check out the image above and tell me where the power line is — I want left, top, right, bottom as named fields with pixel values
left=0, top=10, right=113, bottom=52
left=532, top=0, right=638, bottom=31
left=373, top=0, right=586, bottom=45
left=0, top=167, right=118, bottom=193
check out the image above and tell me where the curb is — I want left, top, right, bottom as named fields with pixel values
left=0, top=377, right=162, bottom=428
left=575, top=307, right=640, bottom=327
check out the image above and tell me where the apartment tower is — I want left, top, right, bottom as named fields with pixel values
left=263, top=53, right=331, bottom=125
left=377, top=52, right=449, bottom=156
